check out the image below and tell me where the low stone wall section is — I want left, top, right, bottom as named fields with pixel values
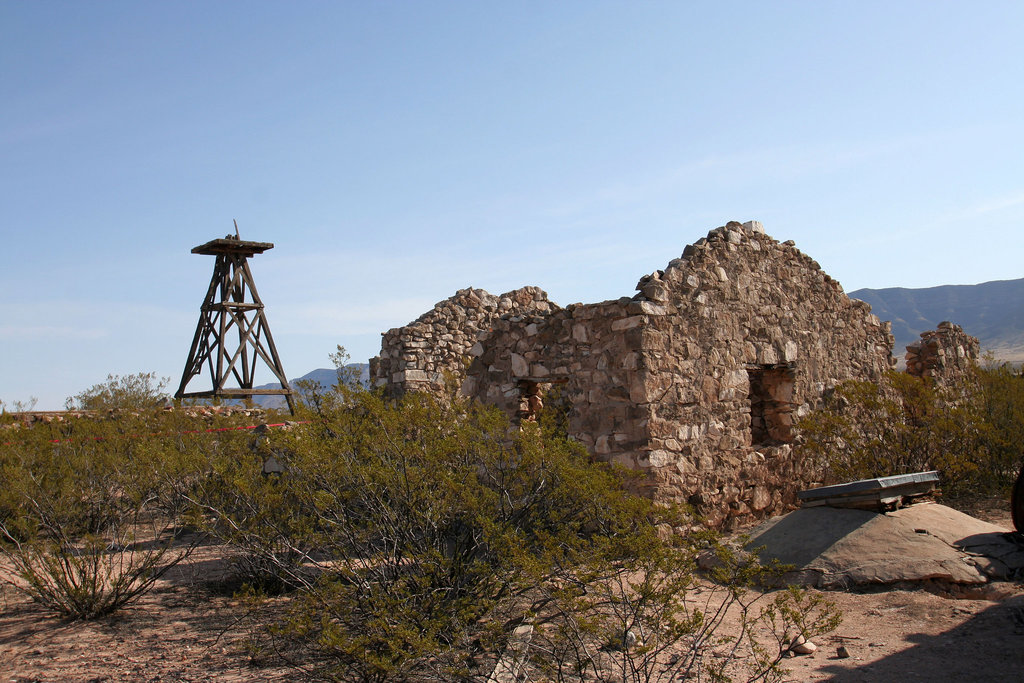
left=370, top=286, right=556, bottom=394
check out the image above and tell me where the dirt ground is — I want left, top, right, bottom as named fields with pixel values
left=0, top=542, right=295, bottom=683
left=2, top=502, right=1023, bottom=682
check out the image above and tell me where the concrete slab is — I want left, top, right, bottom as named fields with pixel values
left=744, top=502, right=1024, bottom=588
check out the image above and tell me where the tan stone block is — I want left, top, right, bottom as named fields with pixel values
left=723, top=368, right=748, bottom=389
left=628, top=300, right=668, bottom=316
left=722, top=485, right=740, bottom=503
left=675, top=457, right=696, bottom=476
left=757, top=346, right=778, bottom=364
left=719, top=434, right=743, bottom=449
left=640, top=283, right=668, bottom=301
left=729, top=501, right=750, bottom=517
left=629, top=375, right=648, bottom=403
left=701, top=376, right=719, bottom=403
left=640, top=450, right=674, bottom=468
left=609, top=453, right=637, bottom=469
left=611, top=315, right=644, bottom=331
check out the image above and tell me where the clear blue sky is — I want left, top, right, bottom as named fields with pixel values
left=2, top=1, right=1022, bottom=409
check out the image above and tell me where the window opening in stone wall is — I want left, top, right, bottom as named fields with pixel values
left=517, top=380, right=545, bottom=423
left=515, top=378, right=569, bottom=426
left=747, top=364, right=796, bottom=446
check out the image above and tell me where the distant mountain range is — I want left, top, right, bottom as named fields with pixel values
left=249, top=364, right=370, bottom=409
left=850, top=277, right=1024, bottom=362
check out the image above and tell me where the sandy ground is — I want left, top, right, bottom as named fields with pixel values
left=2, top=503, right=1023, bottom=682
left=0, top=542, right=295, bottom=683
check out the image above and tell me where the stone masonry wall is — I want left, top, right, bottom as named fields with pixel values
left=632, top=222, right=894, bottom=526
left=905, top=321, right=980, bottom=384
left=460, top=221, right=894, bottom=527
left=373, top=221, right=896, bottom=528
left=370, top=286, right=556, bottom=394
left=462, top=298, right=651, bottom=458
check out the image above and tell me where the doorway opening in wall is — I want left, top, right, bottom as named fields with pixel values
left=747, top=364, right=796, bottom=446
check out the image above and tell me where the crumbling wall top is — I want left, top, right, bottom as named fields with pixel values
left=905, top=322, right=979, bottom=383
left=371, top=286, right=557, bottom=394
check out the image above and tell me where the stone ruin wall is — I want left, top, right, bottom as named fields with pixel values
left=905, top=321, right=980, bottom=384
left=462, top=297, right=651, bottom=457
left=621, top=222, right=894, bottom=526
left=460, top=221, right=895, bottom=526
left=372, top=221, right=896, bottom=528
left=370, top=286, right=556, bottom=394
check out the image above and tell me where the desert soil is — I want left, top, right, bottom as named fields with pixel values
left=3, top=502, right=1023, bottom=682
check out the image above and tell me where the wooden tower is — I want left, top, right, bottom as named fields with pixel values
left=175, top=232, right=294, bottom=413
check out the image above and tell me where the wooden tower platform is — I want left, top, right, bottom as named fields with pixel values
left=174, top=233, right=294, bottom=413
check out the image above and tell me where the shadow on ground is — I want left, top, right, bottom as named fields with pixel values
left=817, top=595, right=1024, bottom=682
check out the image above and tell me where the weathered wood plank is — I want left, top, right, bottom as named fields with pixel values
left=179, top=388, right=294, bottom=397
left=191, top=237, right=274, bottom=256
left=798, top=471, right=939, bottom=511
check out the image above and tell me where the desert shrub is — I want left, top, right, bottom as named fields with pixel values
left=527, top=538, right=840, bottom=683
left=798, top=365, right=1024, bottom=499
left=972, top=362, right=1024, bottom=493
left=65, top=371, right=171, bottom=411
left=194, top=387, right=839, bottom=681
left=0, top=409, right=251, bottom=618
left=0, top=396, right=38, bottom=414
left=186, top=430, right=320, bottom=592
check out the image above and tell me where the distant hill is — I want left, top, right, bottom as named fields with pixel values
left=849, top=278, right=1024, bottom=362
left=249, top=363, right=370, bottom=409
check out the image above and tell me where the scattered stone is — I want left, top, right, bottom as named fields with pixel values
left=616, top=629, right=639, bottom=651
left=790, top=635, right=817, bottom=655
left=485, top=623, right=534, bottom=683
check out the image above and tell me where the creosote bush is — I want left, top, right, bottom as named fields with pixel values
left=193, top=385, right=839, bottom=681
left=2, top=361, right=842, bottom=678
left=65, top=371, right=171, bottom=412
left=797, top=364, right=1024, bottom=500
left=0, top=408, right=252, bottom=618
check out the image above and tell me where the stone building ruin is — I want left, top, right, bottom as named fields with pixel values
left=371, top=221, right=900, bottom=527
left=905, top=321, right=980, bottom=385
